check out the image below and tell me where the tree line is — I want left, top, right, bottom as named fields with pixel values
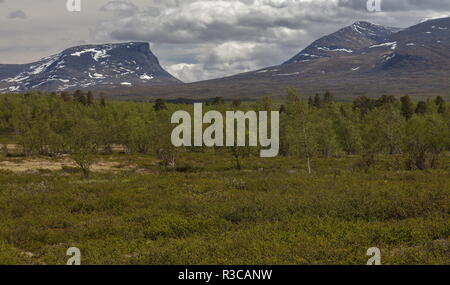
left=0, top=89, right=449, bottom=176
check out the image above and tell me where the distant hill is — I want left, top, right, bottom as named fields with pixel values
left=0, top=42, right=181, bottom=93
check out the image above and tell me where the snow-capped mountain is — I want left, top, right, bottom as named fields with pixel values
left=1, top=18, right=449, bottom=100
left=134, top=18, right=450, bottom=100
left=0, top=42, right=181, bottom=93
left=230, top=17, right=450, bottom=80
left=284, top=21, right=401, bottom=64
left=376, top=16, right=450, bottom=70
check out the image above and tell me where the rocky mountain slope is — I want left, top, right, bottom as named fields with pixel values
left=284, top=21, right=401, bottom=64
left=116, top=18, right=449, bottom=101
left=1, top=18, right=449, bottom=100
left=0, top=42, right=181, bottom=93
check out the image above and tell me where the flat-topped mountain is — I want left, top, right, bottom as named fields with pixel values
left=0, top=42, right=181, bottom=93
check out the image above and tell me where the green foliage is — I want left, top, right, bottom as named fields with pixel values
left=362, top=104, right=404, bottom=154
left=153, top=99, right=167, bottom=112
left=231, top=99, right=242, bottom=107
left=323, top=90, right=335, bottom=104
left=400, top=96, right=415, bottom=120
left=353, top=96, right=373, bottom=119
left=334, top=112, right=363, bottom=155
left=212, top=96, right=225, bottom=105
left=0, top=90, right=449, bottom=265
left=415, top=101, right=428, bottom=115
left=0, top=154, right=448, bottom=265
left=71, top=152, right=96, bottom=178
left=0, top=92, right=448, bottom=172
left=404, top=114, right=450, bottom=170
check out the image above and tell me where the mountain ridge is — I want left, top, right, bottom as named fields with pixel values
left=284, top=21, right=401, bottom=64
left=0, top=42, right=181, bottom=93
left=105, top=17, right=449, bottom=100
left=1, top=18, right=450, bottom=100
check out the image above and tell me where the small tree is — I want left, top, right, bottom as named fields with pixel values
left=212, top=96, right=225, bottom=105
left=86, top=91, right=94, bottom=106
left=435, top=96, right=445, bottom=107
left=100, top=95, right=107, bottom=107
left=74, top=90, right=87, bottom=105
left=335, top=115, right=363, bottom=155
left=404, top=114, right=449, bottom=170
left=313, top=93, right=322, bottom=108
left=362, top=104, right=405, bottom=155
left=231, top=99, right=242, bottom=107
left=435, top=96, right=446, bottom=114
left=229, top=145, right=252, bottom=170
left=415, top=101, right=427, bottom=114
left=153, top=99, right=167, bottom=111
left=67, top=117, right=99, bottom=178
left=153, top=110, right=177, bottom=171
left=323, top=90, right=335, bottom=104
left=287, top=88, right=312, bottom=174
left=258, top=96, right=273, bottom=111
left=400, top=96, right=415, bottom=119
left=353, top=96, right=373, bottom=119
left=375, top=95, right=397, bottom=108
left=60, top=92, right=71, bottom=102
left=71, top=151, right=95, bottom=179
left=308, top=96, right=314, bottom=107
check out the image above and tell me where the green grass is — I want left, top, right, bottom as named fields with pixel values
left=0, top=152, right=448, bottom=265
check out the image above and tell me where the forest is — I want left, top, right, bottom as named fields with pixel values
left=0, top=90, right=449, bottom=175
left=0, top=90, right=448, bottom=265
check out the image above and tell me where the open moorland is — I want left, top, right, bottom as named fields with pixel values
left=0, top=91, right=448, bottom=265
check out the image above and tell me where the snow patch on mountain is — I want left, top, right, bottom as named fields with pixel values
left=71, top=48, right=112, bottom=61
left=419, top=15, right=450, bottom=23
left=370, top=41, right=397, bottom=50
left=317, top=47, right=353, bottom=53
left=0, top=42, right=181, bottom=92
left=139, top=73, right=154, bottom=80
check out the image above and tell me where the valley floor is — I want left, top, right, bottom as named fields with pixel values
left=0, top=152, right=449, bottom=265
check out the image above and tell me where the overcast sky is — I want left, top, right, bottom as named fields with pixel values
left=1, top=0, right=449, bottom=82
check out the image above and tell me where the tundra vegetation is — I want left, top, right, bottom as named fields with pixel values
left=0, top=90, right=448, bottom=265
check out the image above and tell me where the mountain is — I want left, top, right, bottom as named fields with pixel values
left=115, top=18, right=449, bottom=101
left=240, top=18, right=450, bottom=77
left=284, top=21, right=400, bottom=64
left=0, top=42, right=181, bottom=93
left=1, top=19, right=449, bottom=100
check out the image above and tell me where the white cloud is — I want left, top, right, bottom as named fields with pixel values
left=1, top=0, right=450, bottom=82
left=100, top=0, right=139, bottom=16
left=96, top=0, right=343, bottom=81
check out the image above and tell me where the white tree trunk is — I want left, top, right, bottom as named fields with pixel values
left=302, top=118, right=312, bottom=175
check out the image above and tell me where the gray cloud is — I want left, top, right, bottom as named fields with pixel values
left=0, top=0, right=449, bottom=82
left=8, top=9, right=27, bottom=19
left=339, top=0, right=450, bottom=12
left=100, top=0, right=139, bottom=16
